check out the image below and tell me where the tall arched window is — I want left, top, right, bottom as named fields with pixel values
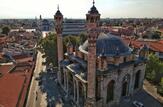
left=68, top=71, right=74, bottom=96
left=121, top=74, right=130, bottom=97
left=60, top=67, right=64, bottom=85
left=134, top=70, right=141, bottom=89
left=106, top=80, right=115, bottom=103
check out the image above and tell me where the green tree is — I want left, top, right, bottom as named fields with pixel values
left=79, top=32, right=87, bottom=44
left=63, top=35, right=80, bottom=52
left=152, top=32, right=161, bottom=39
left=157, top=78, right=163, bottom=96
left=2, top=26, right=10, bottom=35
left=38, top=34, right=81, bottom=67
left=146, top=54, right=163, bottom=83
left=38, top=33, right=58, bottom=66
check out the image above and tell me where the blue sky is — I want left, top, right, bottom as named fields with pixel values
left=0, top=0, right=163, bottom=19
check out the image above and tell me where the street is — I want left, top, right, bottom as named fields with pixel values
left=39, top=69, right=73, bottom=107
left=26, top=51, right=46, bottom=107
left=119, top=89, right=163, bottom=107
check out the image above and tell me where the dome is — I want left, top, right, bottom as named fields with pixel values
left=80, top=33, right=131, bottom=57
left=42, top=19, right=50, bottom=25
left=88, top=5, right=99, bottom=14
left=55, top=10, right=63, bottom=16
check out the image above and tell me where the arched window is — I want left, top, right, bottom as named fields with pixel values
left=79, top=81, right=85, bottom=106
left=60, top=67, right=64, bottom=85
left=106, top=80, right=115, bottom=103
left=124, top=57, right=127, bottom=63
left=68, top=71, right=74, bottom=96
left=134, top=70, right=141, bottom=89
left=121, top=74, right=130, bottom=97
left=90, top=17, right=94, bottom=23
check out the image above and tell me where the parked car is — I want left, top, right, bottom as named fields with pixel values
left=132, top=101, right=144, bottom=107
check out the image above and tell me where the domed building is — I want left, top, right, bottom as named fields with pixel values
left=54, top=1, right=148, bottom=107
left=42, top=19, right=51, bottom=31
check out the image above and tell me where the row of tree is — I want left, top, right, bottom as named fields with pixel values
left=145, top=54, right=163, bottom=96
left=38, top=32, right=87, bottom=67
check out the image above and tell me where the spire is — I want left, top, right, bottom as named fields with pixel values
left=93, top=0, right=95, bottom=5
left=87, top=0, right=99, bottom=14
left=55, top=4, right=63, bottom=16
left=57, top=4, right=59, bottom=10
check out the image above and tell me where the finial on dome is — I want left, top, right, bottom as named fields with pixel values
left=57, top=4, right=59, bottom=10
left=93, top=0, right=95, bottom=5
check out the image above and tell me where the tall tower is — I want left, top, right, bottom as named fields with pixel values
left=39, top=15, right=42, bottom=31
left=86, top=1, right=100, bottom=107
left=54, top=6, right=64, bottom=66
left=86, top=0, right=100, bottom=30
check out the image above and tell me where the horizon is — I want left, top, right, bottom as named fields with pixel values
left=0, top=17, right=163, bottom=20
left=0, top=0, right=163, bottom=19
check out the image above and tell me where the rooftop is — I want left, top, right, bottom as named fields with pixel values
left=0, top=56, right=34, bottom=107
left=123, top=37, right=163, bottom=53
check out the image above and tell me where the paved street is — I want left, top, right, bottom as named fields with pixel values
left=119, top=90, right=163, bottom=107
left=39, top=69, right=73, bottom=107
left=26, top=51, right=46, bottom=107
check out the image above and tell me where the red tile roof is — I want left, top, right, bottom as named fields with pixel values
left=0, top=69, right=25, bottom=107
left=0, top=58, right=35, bottom=107
left=123, top=37, right=163, bottom=53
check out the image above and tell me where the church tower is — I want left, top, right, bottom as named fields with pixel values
left=86, top=1, right=100, bottom=107
left=54, top=6, right=64, bottom=66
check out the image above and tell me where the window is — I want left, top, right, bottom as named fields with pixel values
left=106, top=80, right=115, bottom=103
left=124, top=57, right=127, bottom=63
left=134, top=70, right=141, bottom=89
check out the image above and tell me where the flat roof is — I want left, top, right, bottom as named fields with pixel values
left=0, top=61, right=34, bottom=107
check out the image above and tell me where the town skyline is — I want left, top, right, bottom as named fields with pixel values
left=0, top=0, right=163, bottom=19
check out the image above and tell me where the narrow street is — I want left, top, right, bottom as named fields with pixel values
left=26, top=51, right=46, bottom=107
left=38, top=69, right=73, bottom=107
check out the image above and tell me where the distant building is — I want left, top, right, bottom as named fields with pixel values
left=42, top=19, right=51, bottom=31
left=123, top=37, right=163, bottom=60
left=62, top=19, right=86, bottom=36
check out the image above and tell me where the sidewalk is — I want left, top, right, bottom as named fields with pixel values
left=143, top=80, right=163, bottom=104
left=26, top=51, right=46, bottom=107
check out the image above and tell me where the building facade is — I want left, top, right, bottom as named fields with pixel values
left=55, top=1, right=147, bottom=107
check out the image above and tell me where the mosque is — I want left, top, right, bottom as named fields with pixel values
left=54, top=1, right=148, bottom=107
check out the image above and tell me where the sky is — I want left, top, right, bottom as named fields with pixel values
left=0, top=0, right=163, bottom=19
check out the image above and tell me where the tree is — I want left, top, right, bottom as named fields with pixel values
left=2, top=26, right=10, bottom=35
left=38, top=33, right=81, bottom=67
left=63, top=35, right=80, bottom=53
left=146, top=54, right=163, bottom=83
left=79, top=32, right=87, bottom=44
left=38, top=33, right=58, bottom=66
left=157, top=78, right=163, bottom=96
left=152, top=32, right=160, bottom=39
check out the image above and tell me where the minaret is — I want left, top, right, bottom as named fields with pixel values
left=85, top=0, right=100, bottom=107
left=86, top=0, right=100, bottom=30
left=39, top=15, right=42, bottom=31
left=54, top=5, right=64, bottom=66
